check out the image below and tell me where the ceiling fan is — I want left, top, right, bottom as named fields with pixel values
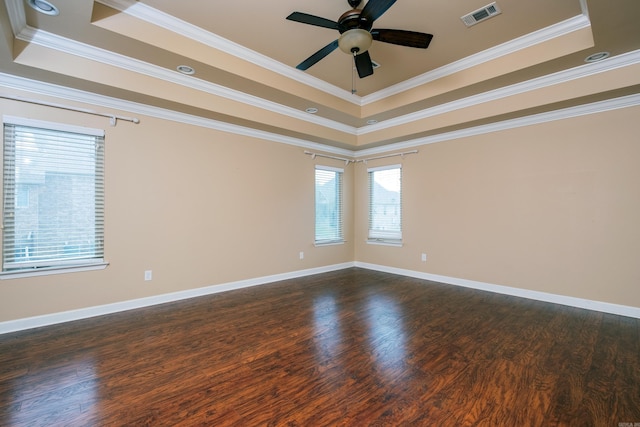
left=286, top=0, right=433, bottom=79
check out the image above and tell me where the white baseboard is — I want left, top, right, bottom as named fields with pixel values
left=2, top=260, right=638, bottom=335
left=355, top=262, right=640, bottom=319
left=0, top=262, right=355, bottom=335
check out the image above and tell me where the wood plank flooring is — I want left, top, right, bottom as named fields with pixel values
left=0, top=268, right=639, bottom=426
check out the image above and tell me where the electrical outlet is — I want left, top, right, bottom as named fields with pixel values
left=144, top=270, right=152, bottom=281
left=299, top=251, right=304, bottom=260
left=421, top=253, right=427, bottom=262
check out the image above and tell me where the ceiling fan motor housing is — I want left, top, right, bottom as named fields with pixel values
left=337, top=9, right=372, bottom=55
left=338, top=9, right=364, bottom=32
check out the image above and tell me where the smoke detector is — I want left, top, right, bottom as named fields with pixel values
left=461, top=2, right=502, bottom=27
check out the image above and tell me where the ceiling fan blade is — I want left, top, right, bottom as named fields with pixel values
left=296, top=40, right=339, bottom=71
left=286, top=12, right=343, bottom=31
left=360, top=0, right=397, bottom=28
left=371, top=29, right=433, bottom=49
left=355, top=51, right=374, bottom=78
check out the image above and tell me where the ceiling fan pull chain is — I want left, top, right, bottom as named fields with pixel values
left=351, top=52, right=357, bottom=95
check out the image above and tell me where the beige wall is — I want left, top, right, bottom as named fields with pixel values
left=1, top=91, right=639, bottom=324
left=0, top=94, right=354, bottom=322
left=355, top=105, right=640, bottom=308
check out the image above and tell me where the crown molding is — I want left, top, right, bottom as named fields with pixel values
left=5, top=0, right=607, bottom=139
left=361, top=13, right=592, bottom=105
left=14, top=26, right=358, bottom=136
left=95, top=0, right=590, bottom=107
left=0, top=71, right=355, bottom=157
left=4, top=0, right=25, bottom=35
left=95, top=0, right=357, bottom=105
left=359, top=49, right=640, bottom=136
left=3, top=72, right=638, bottom=160
left=355, top=92, right=640, bottom=157
left=580, top=0, right=590, bottom=17
left=12, top=21, right=632, bottom=143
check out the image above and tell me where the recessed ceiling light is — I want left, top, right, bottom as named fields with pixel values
left=177, top=65, right=195, bottom=75
left=28, top=0, right=59, bottom=16
left=366, top=119, right=378, bottom=125
left=585, top=52, right=610, bottom=63
left=305, top=107, right=318, bottom=114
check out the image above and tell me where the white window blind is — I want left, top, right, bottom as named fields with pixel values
left=368, top=165, right=402, bottom=243
left=2, top=119, right=105, bottom=272
left=315, top=166, right=344, bottom=244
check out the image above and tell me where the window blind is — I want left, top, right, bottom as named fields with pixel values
left=315, top=166, right=344, bottom=244
left=2, top=121, right=105, bottom=271
left=368, top=165, right=402, bottom=242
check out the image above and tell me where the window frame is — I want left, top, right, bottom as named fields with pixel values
left=314, top=165, right=345, bottom=246
left=1, top=116, right=108, bottom=279
left=367, top=164, right=402, bottom=246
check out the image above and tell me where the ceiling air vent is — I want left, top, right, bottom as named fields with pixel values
left=461, top=2, right=502, bottom=27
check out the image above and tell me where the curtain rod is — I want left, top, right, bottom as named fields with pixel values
left=304, top=151, right=355, bottom=166
left=305, top=149, right=418, bottom=165
left=0, top=94, right=140, bottom=126
left=356, top=150, right=418, bottom=163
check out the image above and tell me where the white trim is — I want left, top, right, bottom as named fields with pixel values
left=355, top=262, right=640, bottom=319
left=361, top=14, right=592, bottom=105
left=13, top=0, right=594, bottom=108
left=11, top=20, right=639, bottom=142
left=0, top=262, right=355, bottom=334
left=94, top=0, right=356, bottom=104
left=0, top=262, right=109, bottom=280
left=314, top=241, right=346, bottom=247
left=2, top=73, right=640, bottom=161
left=4, top=0, right=26, bottom=36
left=0, top=72, right=355, bottom=158
left=17, top=18, right=639, bottom=140
left=3, top=260, right=638, bottom=334
left=366, top=240, right=403, bottom=247
left=4, top=0, right=638, bottom=146
left=94, top=0, right=591, bottom=107
left=355, top=92, right=640, bottom=157
left=580, top=0, right=590, bottom=18
left=359, top=50, right=640, bottom=136
left=13, top=27, right=357, bottom=136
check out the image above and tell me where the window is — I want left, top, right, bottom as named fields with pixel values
left=2, top=117, right=106, bottom=276
left=315, top=166, right=344, bottom=244
left=368, top=165, right=402, bottom=245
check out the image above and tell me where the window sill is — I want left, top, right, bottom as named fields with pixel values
left=0, top=261, right=109, bottom=280
left=315, top=240, right=346, bottom=247
left=366, top=239, right=403, bottom=247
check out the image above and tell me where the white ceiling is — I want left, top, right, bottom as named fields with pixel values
left=1, top=0, right=639, bottom=151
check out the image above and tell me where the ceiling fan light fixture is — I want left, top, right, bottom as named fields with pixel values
left=338, top=29, right=373, bottom=55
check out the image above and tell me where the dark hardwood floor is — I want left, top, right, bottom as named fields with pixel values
left=0, top=268, right=639, bottom=426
